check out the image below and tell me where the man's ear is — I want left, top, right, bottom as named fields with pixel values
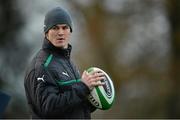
left=45, top=33, right=49, bottom=39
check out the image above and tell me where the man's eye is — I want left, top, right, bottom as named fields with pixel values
left=62, top=26, right=69, bottom=30
left=52, top=26, right=58, bottom=30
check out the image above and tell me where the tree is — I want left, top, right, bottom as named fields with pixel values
left=0, top=0, right=29, bottom=118
left=166, top=0, right=180, bottom=118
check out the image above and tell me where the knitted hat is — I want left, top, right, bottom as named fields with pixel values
left=44, top=7, right=73, bottom=33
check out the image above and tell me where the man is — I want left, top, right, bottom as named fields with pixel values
left=24, top=7, right=104, bottom=119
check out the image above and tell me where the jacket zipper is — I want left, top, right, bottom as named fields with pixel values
left=65, top=58, right=78, bottom=80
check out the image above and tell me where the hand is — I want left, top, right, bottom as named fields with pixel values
left=81, top=70, right=105, bottom=90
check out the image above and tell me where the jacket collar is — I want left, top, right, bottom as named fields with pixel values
left=42, top=38, right=72, bottom=58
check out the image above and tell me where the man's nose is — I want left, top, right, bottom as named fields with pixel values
left=57, top=28, right=64, bottom=35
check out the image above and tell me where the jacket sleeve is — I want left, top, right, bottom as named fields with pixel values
left=87, top=100, right=97, bottom=113
left=26, top=66, right=90, bottom=118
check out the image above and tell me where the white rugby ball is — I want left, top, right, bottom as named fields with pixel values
left=87, top=67, right=115, bottom=110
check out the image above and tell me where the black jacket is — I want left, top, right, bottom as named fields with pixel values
left=24, top=39, right=96, bottom=119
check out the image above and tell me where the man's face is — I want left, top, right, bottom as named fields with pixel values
left=46, top=24, right=71, bottom=48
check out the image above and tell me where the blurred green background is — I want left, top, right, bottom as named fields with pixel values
left=0, top=0, right=180, bottom=119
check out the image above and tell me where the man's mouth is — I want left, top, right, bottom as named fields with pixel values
left=57, top=38, right=65, bottom=40
left=55, top=38, right=65, bottom=44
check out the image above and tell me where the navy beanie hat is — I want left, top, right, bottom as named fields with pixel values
left=44, top=7, right=73, bottom=33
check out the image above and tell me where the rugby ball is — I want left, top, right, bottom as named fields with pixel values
left=87, top=67, right=115, bottom=110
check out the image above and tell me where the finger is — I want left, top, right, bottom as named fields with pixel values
left=81, top=71, right=86, bottom=78
left=95, top=72, right=105, bottom=77
left=84, top=70, right=89, bottom=75
left=95, top=76, right=105, bottom=82
left=82, top=71, right=86, bottom=75
left=89, top=70, right=102, bottom=75
left=91, top=80, right=105, bottom=87
left=89, top=73, right=105, bottom=80
left=82, top=70, right=89, bottom=77
left=96, top=82, right=105, bottom=86
left=90, top=76, right=105, bottom=83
